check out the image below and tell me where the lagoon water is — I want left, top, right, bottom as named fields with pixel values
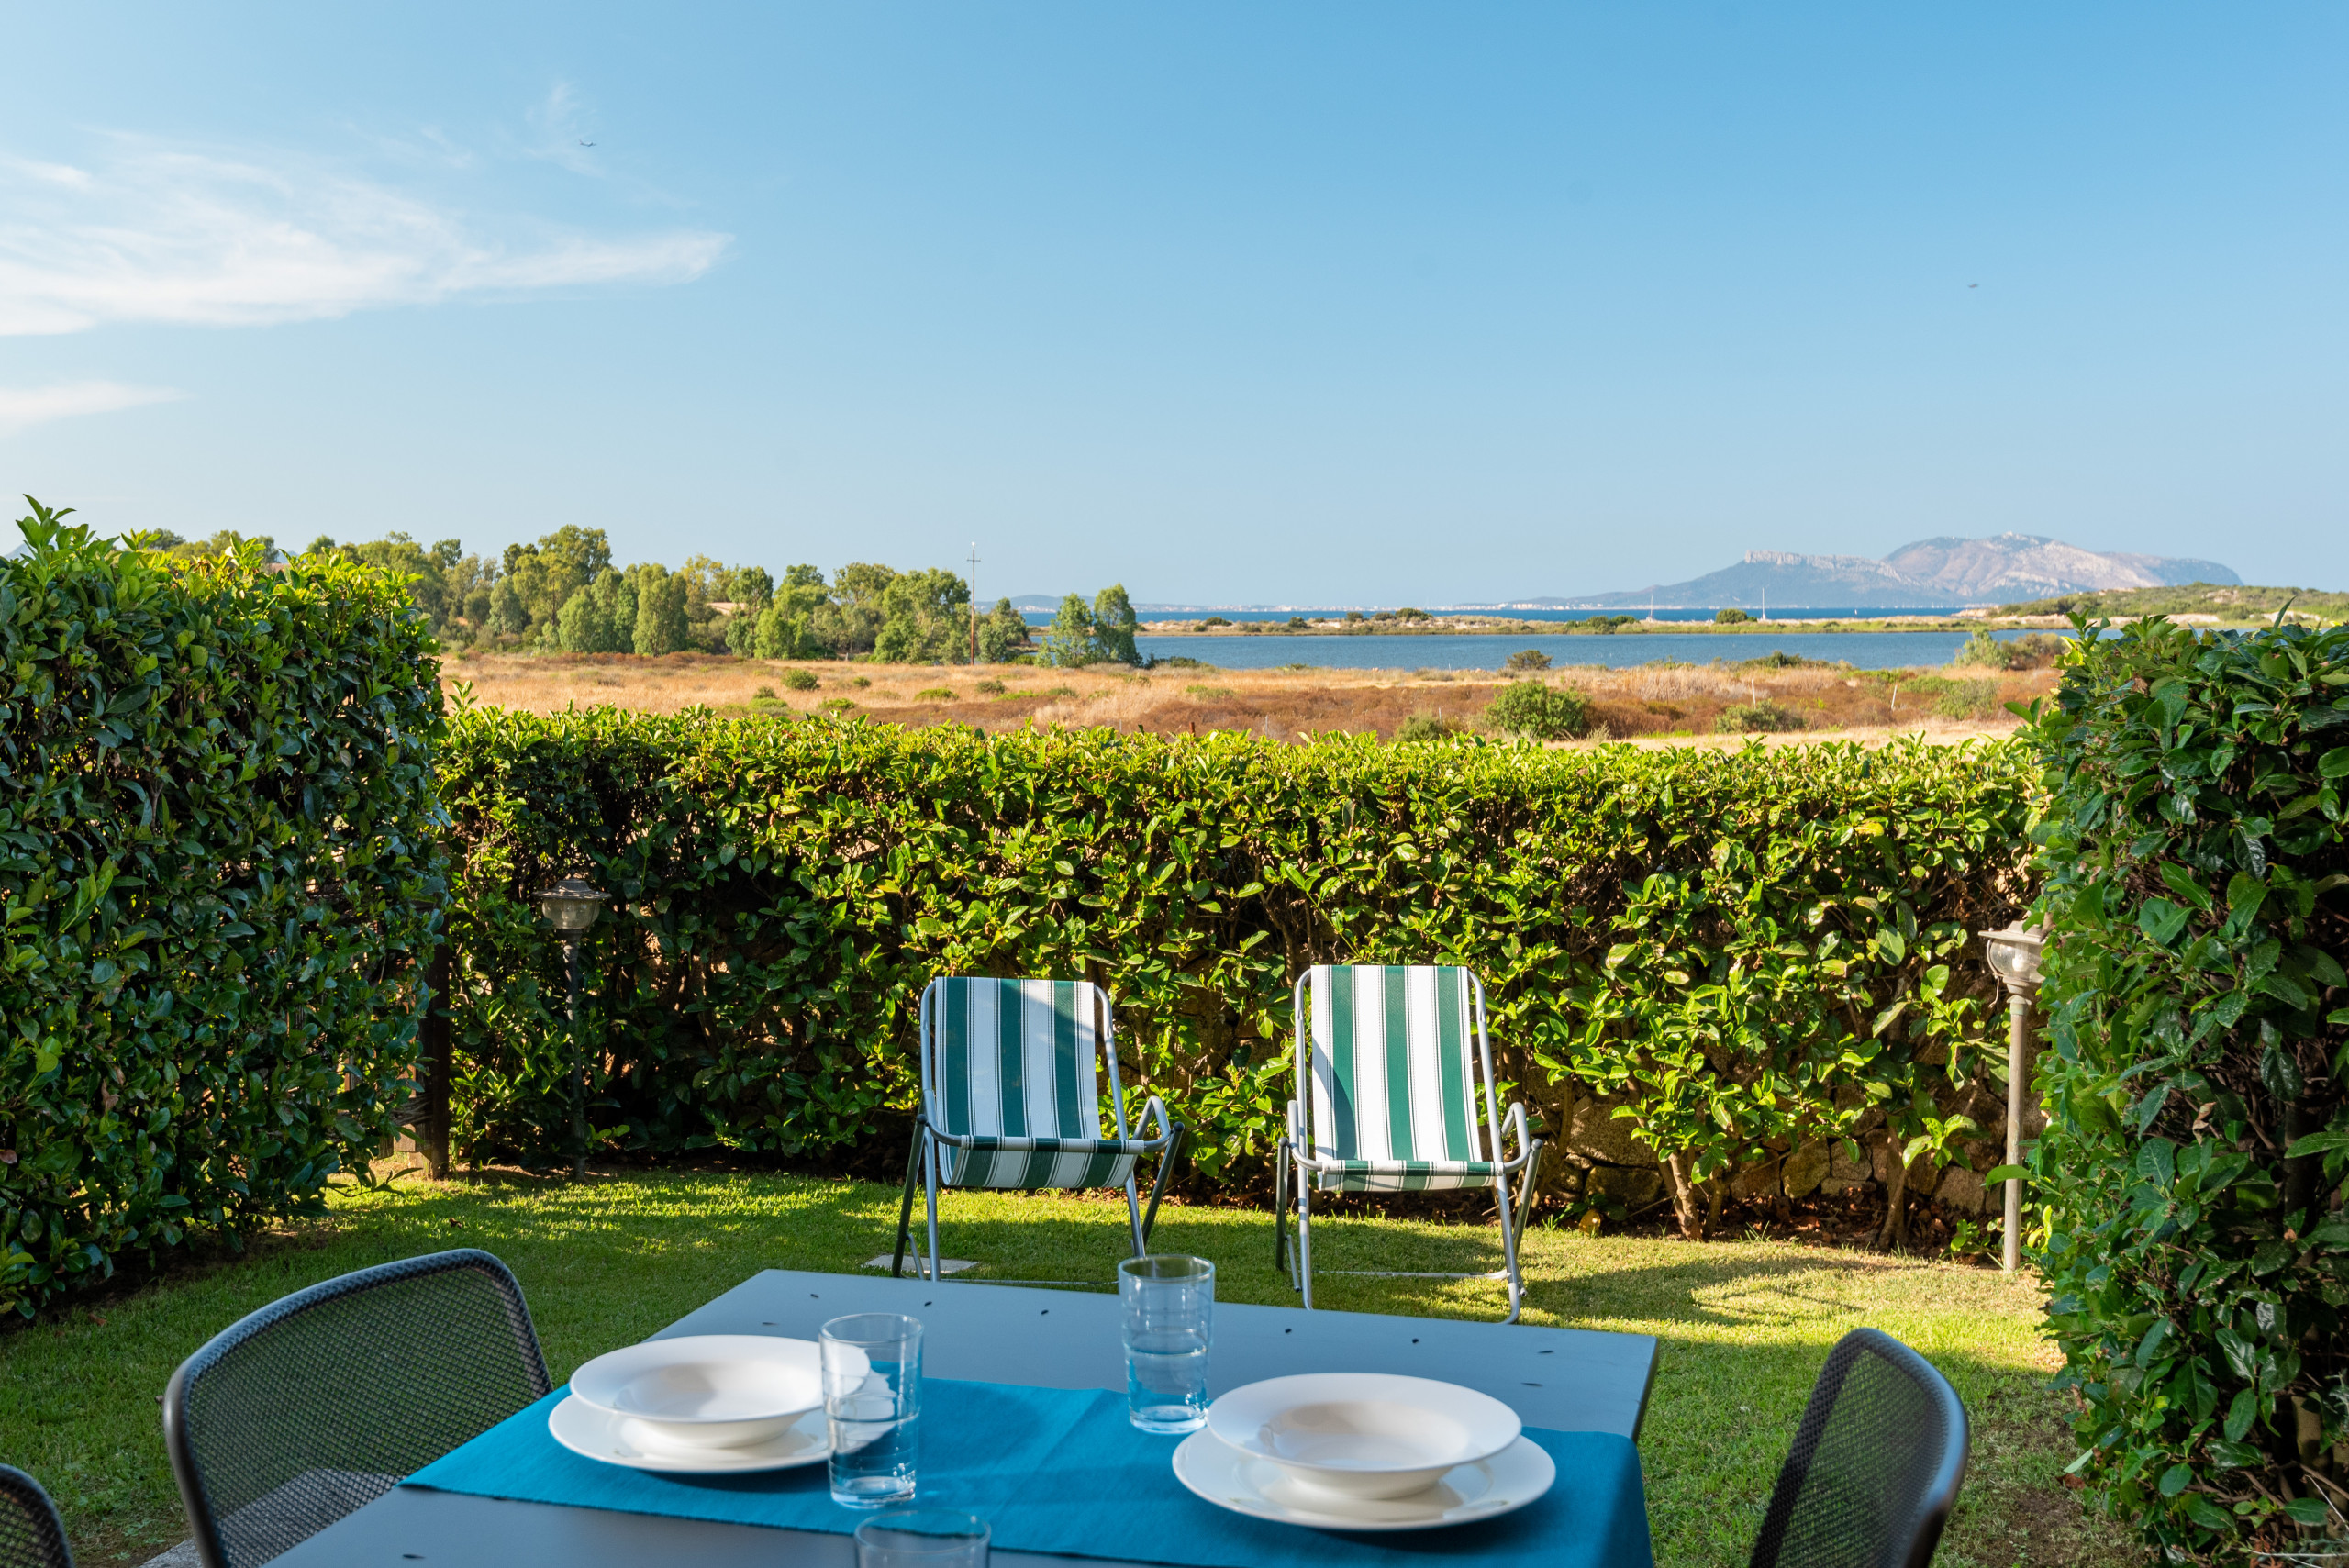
left=1136, top=628, right=2036, bottom=673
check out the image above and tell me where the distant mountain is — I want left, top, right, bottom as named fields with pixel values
left=1530, top=534, right=2241, bottom=609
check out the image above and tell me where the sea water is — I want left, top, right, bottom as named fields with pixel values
left=1126, top=1329, right=1210, bottom=1433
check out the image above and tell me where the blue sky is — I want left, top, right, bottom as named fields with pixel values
left=4, top=4, right=2343, bottom=603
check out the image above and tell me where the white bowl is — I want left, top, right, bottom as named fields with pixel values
left=1205, top=1373, right=1522, bottom=1500
left=569, top=1335, right=825, bottom=1451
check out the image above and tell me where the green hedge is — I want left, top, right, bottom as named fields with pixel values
left=437, top=709, right=2034, bottom=1237
left=0, top=507, right=445, bottom=1317
left=2030, top=616, right=2349, bottom=1560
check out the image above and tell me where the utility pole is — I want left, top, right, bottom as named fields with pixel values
left=968, top=543, right=980, bottom=664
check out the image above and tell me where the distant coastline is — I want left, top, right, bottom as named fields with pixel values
left=1132, top=611, right=2061, bottom=639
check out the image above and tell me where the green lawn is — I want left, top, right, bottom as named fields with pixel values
left=0, top=1169, right=2143, bottom=1567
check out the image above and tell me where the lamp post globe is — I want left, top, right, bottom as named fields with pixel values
left=537, top=876, right=607, bottom=1177
left=1977, top=918, right=2044, bottom=1274
left=538, top=876, right=607, bottom=937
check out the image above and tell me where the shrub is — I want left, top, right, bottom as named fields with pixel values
left=1715, top=700, right=1805, bottom=733
left=915, top=688, right=955, bottom=703
left=752, top=685, right=778, bottom=701
left=780, top=668, right=818, bottom=692
left=433, top=717, right=2032, bottom=1233
left=2027, top=616, right=2349, bottom=1561
left=1186, top=684, right=1237, bottom=701
left=1504, top=649, right=1553, bottom=673
left=1954, top=628, right=2070, bottom=671
left=1485, top=681, right=1591, bottom=740
left=974, top=679, right=1007, bottom=696
left=1393, top=712, right=1465, bottom=744
left=1932, top=679, right=1999, bottom=721
left=1715, top=607, right=1752, bottom=625
left=1, top=504, right=445, bottom=1317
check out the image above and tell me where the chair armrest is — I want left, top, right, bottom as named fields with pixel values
left=1133, top=1095, right=1181, bottom=1149
left=1496, top=1102, right=1539, bottom=1172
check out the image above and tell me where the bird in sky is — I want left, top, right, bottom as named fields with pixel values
left=579, top=139, right=596, bottom=147
left=1968, top=283, right=1978, bottom=288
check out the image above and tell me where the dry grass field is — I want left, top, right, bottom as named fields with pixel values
left=442, top=647, right=2057, bottom=745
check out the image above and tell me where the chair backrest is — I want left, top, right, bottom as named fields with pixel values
left=162, top=1249, right=551, bottom=1568
left=1750, top=1328, right=1970, bottom=1568
left=0, top=1465, right=72, bottom=1568
left=1296, top=965, right=1493, bottom=1164
left=920, top=978, right=1127, bottom=1142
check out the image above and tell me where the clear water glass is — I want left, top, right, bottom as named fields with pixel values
left=1118, top=1254, right=1213, bottom=1433
left=821, top=1313, right=923, bottom=1508
left=854, top=1508, right=990, bottom=1568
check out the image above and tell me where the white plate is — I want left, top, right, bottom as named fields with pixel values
left=1172, top=1429, right=1554, bottom=1531
left=569, top=1335, right=826, bottom=1451
left=1204, top=1373, right=1522, bottom=1499
left=547, top=1393, right=830, bottom=1473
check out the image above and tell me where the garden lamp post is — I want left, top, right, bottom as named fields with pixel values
left=538, top=876, right=607, bottom=1177
left=1980, top=919, right=2045, bottom=1273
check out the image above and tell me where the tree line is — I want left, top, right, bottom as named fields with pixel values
left=135, top=526, right=1146, bottom=666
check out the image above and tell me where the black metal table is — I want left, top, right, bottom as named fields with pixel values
left=272, top=1269, right=1658, bottom=1568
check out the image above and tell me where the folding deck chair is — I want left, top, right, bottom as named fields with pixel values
left=1275, top=964, right=1543, bottom=1322
left=893, top=978, right=1187, bottom=1282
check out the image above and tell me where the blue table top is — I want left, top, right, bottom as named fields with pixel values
left=407, top=1376, right=1653, bottom=1568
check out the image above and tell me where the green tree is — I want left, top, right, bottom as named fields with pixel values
left=1091, top=584, right=1140, bottom=666
left=631, top=563, right=690, bottom=656
left=501, top=526, right=613, bottom=632
left=1041, top=594, right=1097, bottom=667
left=977, top=598, right=1030, bottom=662
left=488, top=577, right=530, bottom=636
left=751, top=605, right=818, bottom=660
left=552, top=569, right=639, bottom=653
left=1041, top=586, right=1141, bottom=667
left=874, top=568, right=972, bottom=663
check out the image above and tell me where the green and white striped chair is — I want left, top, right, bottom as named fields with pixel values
left=892, top=978, right=1186, bottom=1282
left=1275, top=964, right=1543, bottom=1322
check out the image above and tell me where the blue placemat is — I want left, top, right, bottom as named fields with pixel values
left=406, top=1377, right=1653, bottom=1568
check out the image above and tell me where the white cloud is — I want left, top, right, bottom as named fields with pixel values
left=0, top=139, right=730, bottom=336
left=0, top=380, right=186, bottom=435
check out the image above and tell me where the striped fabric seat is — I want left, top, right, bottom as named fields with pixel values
left=1276, top=962, right=1542, bottom=1321
left=897, top=976, right=1186, bottom=1279
left=1303, top=964, right=1497, bottom=1192
left=928, top=978, right=1141, bottom=1191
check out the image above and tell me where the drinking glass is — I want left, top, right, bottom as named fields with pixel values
left=821, top=1313, right=923, bottom=1507
left=1118, top=1254, right=1213, bottom=1432
left=854, top=1508, right=990, bottom=1568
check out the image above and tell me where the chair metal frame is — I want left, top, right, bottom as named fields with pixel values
left=161, top=1249, right=551, bottom=1568
left=1750, top=1326, right=1970, bottom=1568
left=1274, top=966, right=1542, bottom=1322
left=892, top=978, right=1187, bottom=1282
left=0, top=1464, right=73, bottom=1568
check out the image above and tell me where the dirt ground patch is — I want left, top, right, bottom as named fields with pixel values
left=442, top=650, right=2056, bottom=745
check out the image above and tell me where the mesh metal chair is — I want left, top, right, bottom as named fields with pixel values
left=162, top=1249, right=551, bottom=1568
left=891, top=978, right=1186, bottom=1281
left=0, top=1465, right=72, bottom=1568
left=1750, top=1328, right=1970, bottom=1568
left=1275, top=964, right=1542, bottom=1321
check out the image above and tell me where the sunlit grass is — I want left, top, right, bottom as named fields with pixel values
left=0, top=1170, right=2139, bottom=1566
